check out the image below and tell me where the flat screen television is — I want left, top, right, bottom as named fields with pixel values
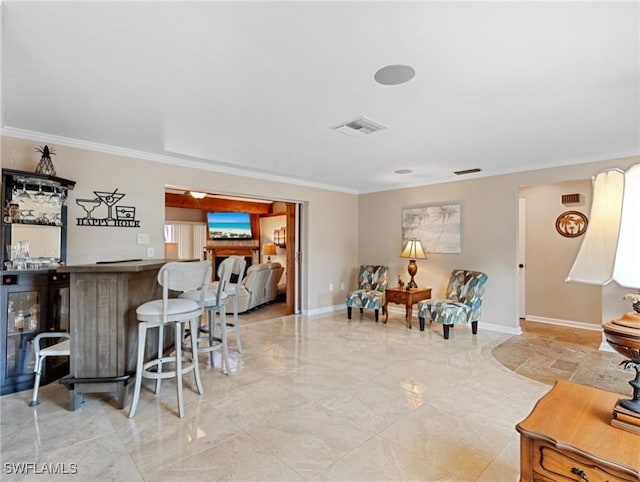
left=207, top=212, right=253, bottom=240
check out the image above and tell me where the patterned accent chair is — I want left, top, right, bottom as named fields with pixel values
left=417, top=270, right=488, bottom=339
left=346, top=265, right=389, bottom=322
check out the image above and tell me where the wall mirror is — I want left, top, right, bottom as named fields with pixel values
left=10, top=224, right=61, bottom=259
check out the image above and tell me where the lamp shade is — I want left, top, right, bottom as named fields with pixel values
left=400, top=239, right=426, bottom=260
left=567, top=164, right=640, bottom=289
left=262, top=243, right=277, bottom=256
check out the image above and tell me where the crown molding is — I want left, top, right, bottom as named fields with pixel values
left=1, top=127, right=359, bottom=195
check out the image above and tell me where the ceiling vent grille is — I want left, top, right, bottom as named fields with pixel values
left=331, top=116, right=387, bottom=137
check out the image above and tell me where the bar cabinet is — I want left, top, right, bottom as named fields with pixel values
left=0, top=168, right=75, bottom=395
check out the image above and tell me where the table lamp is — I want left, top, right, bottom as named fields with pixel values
left=262, top=243, right=277, bottom=263
left=400, top=239, right=427, bottom=289
left=567, top=163, right=640, bottom=415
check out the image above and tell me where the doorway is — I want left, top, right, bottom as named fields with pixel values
left=164, top=189, right=301, bottom=316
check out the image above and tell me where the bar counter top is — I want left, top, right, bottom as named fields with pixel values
left=58, top=259, right=167, bottom=273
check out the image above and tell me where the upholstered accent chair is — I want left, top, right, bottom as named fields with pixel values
left=346, top=265, right=389, bottom=322
left=417, top=270, right=488, bottom=339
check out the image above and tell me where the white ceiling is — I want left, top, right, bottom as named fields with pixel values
left=2, top=1, right=639, bottom=194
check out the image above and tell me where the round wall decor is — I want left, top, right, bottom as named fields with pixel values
left=555, top=210, right=588, bottom=238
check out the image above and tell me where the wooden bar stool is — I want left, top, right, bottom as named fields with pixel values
left=212, top=255, right=246, bottom=354
left=128, top=261, right=211, bottom=418
left=181, top=258, right=233, bottom=374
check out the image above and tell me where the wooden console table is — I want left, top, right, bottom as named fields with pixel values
left=517, top=380, right=640, bottom=481
left=384, top=287, right=431, bottom=329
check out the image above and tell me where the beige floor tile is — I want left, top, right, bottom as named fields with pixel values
left=0, top=309, right=629, bottom=482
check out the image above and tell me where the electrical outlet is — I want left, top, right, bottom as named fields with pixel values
left=137, top=233, right=150, bottom=245
left=340, top=282, right=345, bottom=290
left=146, top=247, right=155, bottom=258
left=329, top=283, right=334, bottom=292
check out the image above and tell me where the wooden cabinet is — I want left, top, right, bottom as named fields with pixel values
left=0, top=271, right=70, bottom=394
left=517, top=380, right=640, bottom=481
left=0, top=169, right=75, bottom=395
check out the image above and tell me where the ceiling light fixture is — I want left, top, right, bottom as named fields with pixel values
left=188, top=191, right=207, bottom=199
left=374, top=64, right=415, bottom=85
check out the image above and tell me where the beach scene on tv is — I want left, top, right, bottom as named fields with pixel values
left=207, top=212, right=253, bottom=239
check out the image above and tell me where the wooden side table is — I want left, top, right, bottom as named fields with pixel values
left=517, top=380, right=640, bottom=482
left=384, top=287, right=431, bottom=329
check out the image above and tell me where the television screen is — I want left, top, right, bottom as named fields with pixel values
left=207, top=212, right=253, bottom=240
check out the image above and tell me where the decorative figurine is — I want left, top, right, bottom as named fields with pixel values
left=35, top=145, right=56, bottom=176
left=398, top=276, right=405, bottom=289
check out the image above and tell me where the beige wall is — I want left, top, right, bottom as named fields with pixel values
left=358, top=155, right=639, bottom=333
left=2, top=135, right=636, bottom=326
left=1, top=135, right=359, bottom=313
left=520, top=179, right=601, bottom=326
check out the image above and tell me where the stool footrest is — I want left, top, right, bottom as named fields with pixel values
left=59, top=373, right=133, bottom=390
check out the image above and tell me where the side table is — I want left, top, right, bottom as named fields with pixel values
left=384, top=287, right=431, bottom=329
left=517, top=380, right=640, bottom=482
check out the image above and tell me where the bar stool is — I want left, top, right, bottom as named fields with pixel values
left=211, top=255, right=246, bottom=354
left=180, top=258, right=233, bottom=374
left=128, top=261, right=211, bottom=418
left=29, top=333, right=70, bottom=407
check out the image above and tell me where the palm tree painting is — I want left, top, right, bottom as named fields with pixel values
left=402, top=204, right=462, bottom=254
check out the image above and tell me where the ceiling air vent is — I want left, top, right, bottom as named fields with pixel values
left=331, top=116, right=387, bottom=137
left=454, top=168, right=482, bottom=176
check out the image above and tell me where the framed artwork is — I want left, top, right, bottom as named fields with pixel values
left=402, top=203, right=462, bottom=254
left=555, top=211, right=588, bottom=238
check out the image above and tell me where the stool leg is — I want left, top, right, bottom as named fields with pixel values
left=129, top=322, right=148, bottom=418
left=207, top=308, right=216, bottom=368
left=29, top=354, right=45, bottom=407
left=189, top=317, right=203, bottom=395
left=232, top=295, right=242, bottom=353
left=174, top=322, right=184, bottom=418
left=155, top=323, right=164, bottom=394
left=219, top=306, right=230, bottom=375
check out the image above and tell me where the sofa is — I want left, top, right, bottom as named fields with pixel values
left=236, top=262, right=284, bottom=313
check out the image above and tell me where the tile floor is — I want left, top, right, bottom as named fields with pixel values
left=0, top=310, right=629, bottom=481
left=492, top=320, right=631, bottom=396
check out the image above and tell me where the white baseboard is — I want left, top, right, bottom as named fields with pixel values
left=304, top=304, right=345, bottom=317
left=525, top=315, right=603, bottom=332
left=480, top=321, right=522, bottom=336
left=305, top=304, right=523, bottom=336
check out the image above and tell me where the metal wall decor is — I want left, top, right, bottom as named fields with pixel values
left=555, top=210, right=588, bottom=238
left=76, top=188, right=140, bottom=227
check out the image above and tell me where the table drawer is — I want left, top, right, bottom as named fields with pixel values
left=386, top=291, right=407, bottom=304
left=534, top=440, right=636, bottom=482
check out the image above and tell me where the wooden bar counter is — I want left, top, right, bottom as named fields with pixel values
left=58, top=260, right=167, bottom=410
